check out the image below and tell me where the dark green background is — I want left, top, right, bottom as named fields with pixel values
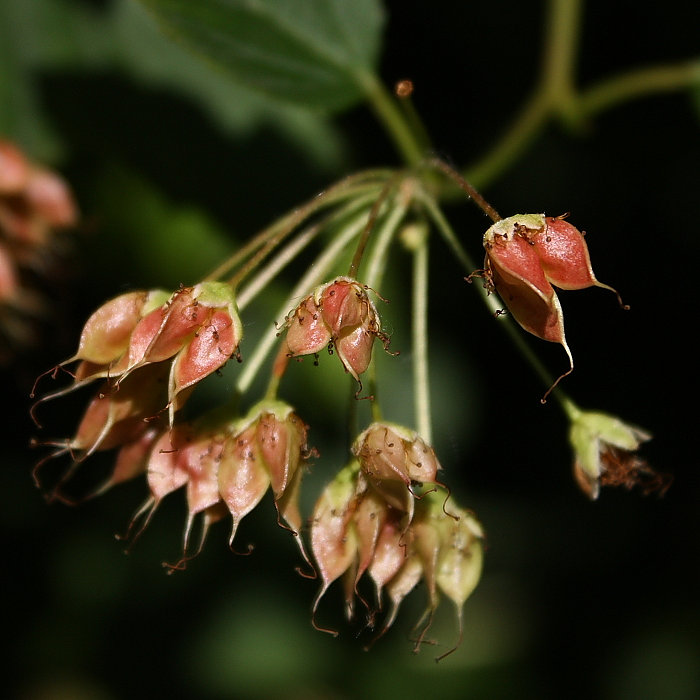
left=3, top=1, right=698, bottom=698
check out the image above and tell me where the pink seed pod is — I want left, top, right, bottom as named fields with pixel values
left=482, top=214, right=625, bottom=399
left=37, top=282, right=243, bottom=422
left=283, top=277, right=386, bottom=383
left=284, top=294, right=331, bottom=357
left=217, top=422, right=271, bottom=548
left=310, top=463, right=362, bottom=632
left=124, top=420, right=230, bottom=564
left=32, top=364, right=170, bottom=503
left=352, top=422, right=442, bottom=520
left=65, top=364, right=169, bottom=458
left=370, top=495, right=484, bottom=658
left=73, top=290, right=167, bottom=368
left=217, top=401, right=314, bottom=566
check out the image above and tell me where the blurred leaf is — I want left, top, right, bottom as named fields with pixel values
left=0, top=0, right=347, bottom=169
left=135, top=0, right=385, bottom=111
left=90, top=165, right=233, bottom=288
left=111, top=0, right=347, bottom=168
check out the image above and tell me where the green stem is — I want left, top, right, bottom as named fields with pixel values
left=348, top=173, right=404, bottom=278
left=459, top=0, right=582, bottom=191
left=411, top=230, right=431, bottom=442
left=542, top=0, right=582, bottom=119
left=203, top=170, right=392, bottom=284
left=357, top=71, right=427, bottom=168
left=237, top=192, right=380, bottom=310
left=577, top=60, right=700, bottom=117
left=363, top=180, right=413, bottom=291
left=463, top=90, right=550, bottom=191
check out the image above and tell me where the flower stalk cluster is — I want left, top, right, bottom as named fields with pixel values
left=30, top=142, right=662, bottom=657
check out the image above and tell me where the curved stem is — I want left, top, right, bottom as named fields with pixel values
left=458, top=0, right=582, bottom=192
left=541, top=0, right=582, bottom=118
left=237, top=191, right=380, bottom=310
left=203, top=170, right=393, bottom=284
left=348, top=173, right=404, bottom=278
left=357, top=71, right=427, bottom=168
left=462, top=90, right=551, bottom=191
left=577, top=60, right=700, bottom=117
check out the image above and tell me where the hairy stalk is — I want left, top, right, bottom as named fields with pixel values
left=237, top=209, right=372, bottom=398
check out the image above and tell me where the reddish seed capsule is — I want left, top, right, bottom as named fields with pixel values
left=352, top=422, right=442, bottom=520
left=482, top=214, right=625, bottom=398
left=283, top=277, right=385, bottom=382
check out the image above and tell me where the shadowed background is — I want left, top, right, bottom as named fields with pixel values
left=3, top=1, right=698, bottom=698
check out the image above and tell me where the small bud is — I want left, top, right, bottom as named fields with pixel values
left=568, top=407, right=669, bottom=499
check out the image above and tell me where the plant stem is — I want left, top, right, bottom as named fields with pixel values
left=363, top=179, right=413, bottom=291
left=428, top=158, right=501, bottom=222
left=463, top=90, right=550, bottom=191
left=577, top=59, right=700, bottom=117
left=357, top=71, right=427, bottom=168
left=411, top=230, right=431, bottom=442
left=542, top=0, right=582, bottom=121
left=202, top=170, right=392, bottom=284
left=237, top=192, right=380, bottom=310
left=348, top=173, right=403, bottom=278
left=459, top=0, right=582, bottom=191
